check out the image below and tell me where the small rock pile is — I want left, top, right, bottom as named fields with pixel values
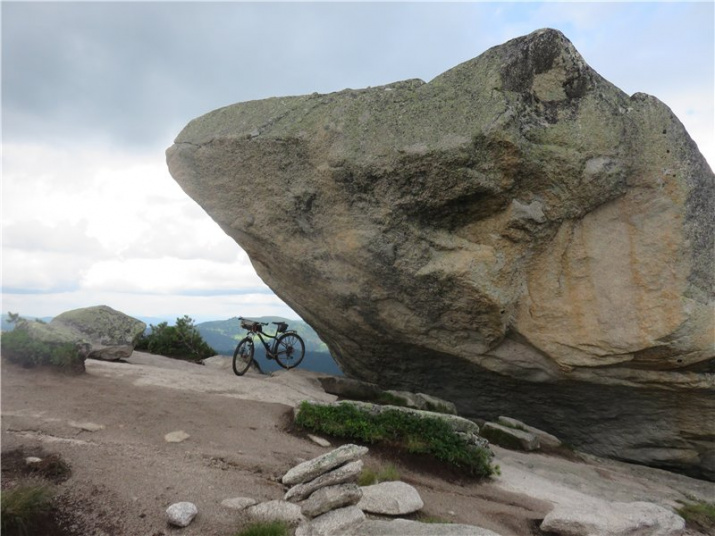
left=283, top=443, right=368, bottom=536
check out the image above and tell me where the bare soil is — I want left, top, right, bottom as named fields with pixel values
left=2, top=352, right=712, bottom=536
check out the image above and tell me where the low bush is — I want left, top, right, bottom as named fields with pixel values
left=295, top=402, right=497, bottom=478
left=135, top=315, right=215, bottom=361
left=677, top=500, right=715, bottom=532
left=1, top=479, right=55, bottom=536
left=235, top=521, right=289, bottom=536
left=1, top=329, right=83, bottom=373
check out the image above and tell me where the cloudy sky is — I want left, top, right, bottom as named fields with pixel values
left=2, top=1, right=713, bottom=324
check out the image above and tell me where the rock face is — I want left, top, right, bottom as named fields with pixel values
left=167, top=29, right=714, bottom=478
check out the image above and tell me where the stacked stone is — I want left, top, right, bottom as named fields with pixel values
left=282, top=444, right=368, bottom=536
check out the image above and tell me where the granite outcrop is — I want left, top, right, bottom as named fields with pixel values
left=167, top=29, right=714, bottom=479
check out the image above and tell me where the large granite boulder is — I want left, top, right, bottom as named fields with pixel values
left=166, top=29, right=714, bottom=478
left=17, top=305, right=146, bottom=362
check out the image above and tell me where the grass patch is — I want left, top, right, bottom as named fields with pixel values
left=358, top=463, right=401, bottom=486
left=295, top=402, right=496, bottom=478
left=235, top=521, right=290, bottom=536
left=677, top=501, right=715, bottom=532
left=1, top=479, right=55, bottom=536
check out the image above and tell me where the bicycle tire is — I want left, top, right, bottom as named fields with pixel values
left=274, top=332, right=305, bottom=369
left=232, top=338, right=254, bottom=376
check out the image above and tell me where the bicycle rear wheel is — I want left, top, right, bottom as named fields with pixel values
left=274, top=333, right=305, bottom=369
left=232, top=338, right=254, bottom=376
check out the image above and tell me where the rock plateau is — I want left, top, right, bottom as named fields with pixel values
left=167, top=29, right=714, bottom=479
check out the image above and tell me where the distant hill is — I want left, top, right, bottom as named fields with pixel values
left=196, top=316, right=343, bottom=376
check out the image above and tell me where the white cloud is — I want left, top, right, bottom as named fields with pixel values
left=81, top=257, right=267, bottom=295
left=0, top=289, right=296, bottom=324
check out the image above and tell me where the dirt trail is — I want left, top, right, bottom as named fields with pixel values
left=2, top=352, right=712, bottom=535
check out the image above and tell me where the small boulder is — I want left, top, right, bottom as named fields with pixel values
left=481, top=422, right=540, bottom=451
left=497, top=416, right=561, bottom=448
left=358, top=481, right=424, bottom=515
left=282, top=444, right=368, bottom=486
left=300, top=483, right=362, bottom=518
left=166, top=502, right=198, bottom=527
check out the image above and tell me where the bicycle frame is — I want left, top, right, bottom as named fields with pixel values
left=246, top=330, right=280, bottom=358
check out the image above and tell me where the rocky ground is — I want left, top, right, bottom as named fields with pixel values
left=2, top=352, right=713, bottom=536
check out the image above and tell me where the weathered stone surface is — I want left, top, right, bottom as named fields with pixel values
left=497, top=416, right=561, bottom=448
left=220, top=496, right=257, bottom=510
left=296, top=506, right=365, bottom=536
left=300, top=483, right=362, bottom=518
left=354, top=519, right=502, bottom=536
left=357, top=481, right=424, bottom=515
left=282, top=444, right=368, bottom=486
left=246, top=500, right=305, bottom=525
left=481, top=422, right=540, bottom=451
left=166, top=501, right=198, bottom=527
left=167, top=28, right=714, bottom=478
left=384, top=391, right=458, bottom=414
left=285, top=459, right=363, bottom=502
left=540, top=500, right=685, bottom=536
left=16, top=305, right=146, bottom=363
left=318, top=376, right=383, bottom=400
left=51, top=305, right=146, bottom=360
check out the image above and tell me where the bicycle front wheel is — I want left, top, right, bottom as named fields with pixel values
left=274, top=333, right=305, bottom=369
left=232, top=338, right=254, bottom=376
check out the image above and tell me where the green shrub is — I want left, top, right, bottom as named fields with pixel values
left=235, top=521, right=289, bottom=536
left=1, top=480, right=55, bottom=536
left=677, top=501, right=715, bottom=532
left=1, top=329, right=83, bottom=373
left=135, top=315, right=215, bottom=361
left=295, top=402, right=496, bottom=478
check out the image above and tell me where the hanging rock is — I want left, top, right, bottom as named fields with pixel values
left=167, top=27, right=715, bottom=479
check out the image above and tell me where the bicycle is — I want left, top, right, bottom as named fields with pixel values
left=232, top=317, right=306, bottom=376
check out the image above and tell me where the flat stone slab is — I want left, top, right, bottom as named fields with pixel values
left=358, top=481, right=424, bottom=515
left=296, top=505, right=365, bottom=536
left=246, top=500, right=305, bottom=526
left=282, top=444, right=368, bottom=486
left=220, top=497, right=257, bottom=510
left=498, top=416, right=561, bottom=448
left=540, top=500, right=685, bottom=536
left=300, top=483, right=362, bottom=518
left=68, top=421, right=105, bottom=432
left=354, top=519, right=503, bottom=535
left=286, top=459, right=363, bottom=502
left=481, top=422, right=539, bottom=451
